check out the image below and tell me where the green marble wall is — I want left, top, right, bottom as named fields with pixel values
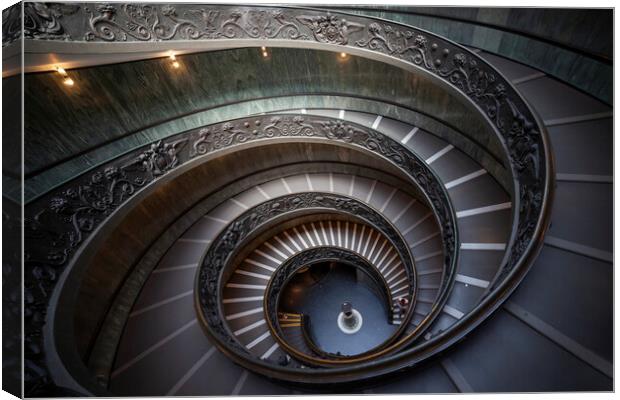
left=24, top=47, right=497, bottom=200
left=25, top=94, right=510, bottom=201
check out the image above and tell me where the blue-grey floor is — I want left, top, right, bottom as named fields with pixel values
left=283, top=263, right=397, bottom=356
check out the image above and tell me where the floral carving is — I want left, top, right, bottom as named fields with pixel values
left=26, top=164, right=145, bottom=266
left=296, top=14, right=363, bottom=45
left=321, top=120, right=357, bottom=142
left=21, top=5, right=549, bottom=230
left=217, top=9, right=306, bottom=39
left=21, top=2, right=79, bottom=41
left=433, top=50, right=544, bottom=232
left=15, top=5, right=555, bottom=239
left=356, top=22, right=434, bottom=69
left=131, top=139, right=187, bottom=177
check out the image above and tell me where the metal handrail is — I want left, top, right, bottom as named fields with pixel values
left=194, top=116, right=458, bottom=370
left=21, top=4, right=552, bottom=392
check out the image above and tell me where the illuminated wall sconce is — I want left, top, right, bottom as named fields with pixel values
left=261, top=46, right=269, bottom=58
left=169, top=53, right=180, bottom=68
left=339, top=52, right=348, bottom=59
left=56, top=66, right=74, bottom=86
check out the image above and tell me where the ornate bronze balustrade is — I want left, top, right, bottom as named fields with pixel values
left=197, top=196, right=419, bottom=366
left=24, top=114, right=457, bottom=391
left=16, top=3, right=553, bottom=393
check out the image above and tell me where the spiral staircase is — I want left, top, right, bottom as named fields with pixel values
left=2, top=3, right=613, bottom=396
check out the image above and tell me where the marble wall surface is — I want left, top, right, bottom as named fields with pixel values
left=23, top=47, right=495, bottom=201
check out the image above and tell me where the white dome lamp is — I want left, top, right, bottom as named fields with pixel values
left=337, top=301, right=363, bottom=334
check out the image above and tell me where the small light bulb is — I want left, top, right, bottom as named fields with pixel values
left=340, top=52, right=347, bottom=59
left=172, top=61, right=180, bottom=69
left=260, top=46, right=266, bottom=51
left=262, top=51, right=269, bottom=58
left=63, top=77, right=74, bottom=86
left=56, top=66, right=67, bottom=75
left=169, top=53, right=176, bottom=61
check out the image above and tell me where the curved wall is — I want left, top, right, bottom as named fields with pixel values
left=327, top=6, right=612, bottom=103
left=25, top=93, right=506, bottom=202
left=334, top=6, right=613, bottom=58
left=24, top=47, right=490, bottom=182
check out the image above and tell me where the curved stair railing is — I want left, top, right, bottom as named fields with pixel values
left=19, top=4, right=554, bottom=395
left=23, top=112, right=548, bottom=390
left=237, top=227, right=416, bottom=366
left=193, top=118, right=461, bottom=372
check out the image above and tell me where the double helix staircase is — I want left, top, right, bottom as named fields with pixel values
left=108, top=108, right=519, bottom=394
left=8, top=3, right=612, bottom=397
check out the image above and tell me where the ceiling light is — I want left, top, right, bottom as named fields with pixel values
left=168, top=53, right=181, bottom=69
left=56, top=66, right=74, bottom=87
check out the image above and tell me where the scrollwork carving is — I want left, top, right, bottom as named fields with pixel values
left=295, top=14, right=362, bottom=45
left=2, top=4, right=22, bottom=46
left=356, top=23, right=435, bottom=70
left=263, top=116, right=315, bottom=137
left=84, top=3, right=221, bottom=41
left=83, top=5, right=308, bottom=42
left=129, top=138, right=187, bottom=177
left=50, top=7, right=546, bottom=271
left=21, top=2, right=78, bottom=42
left=217, top=9, right=306, bottom=40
